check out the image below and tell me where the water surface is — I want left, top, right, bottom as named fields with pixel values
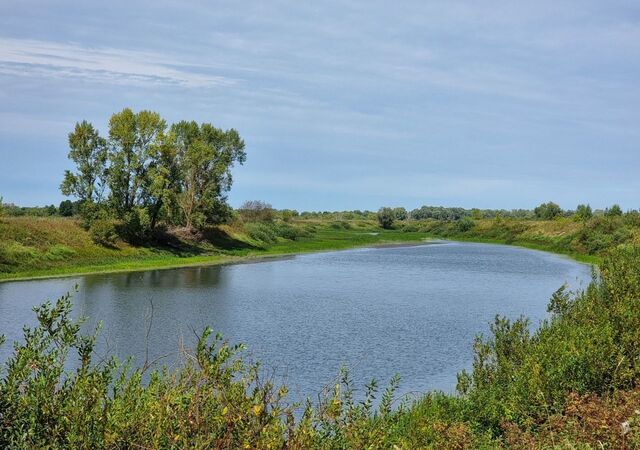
left=0, top=241, right=591, bottom=401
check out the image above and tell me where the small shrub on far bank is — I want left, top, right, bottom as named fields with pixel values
left=89, top=219, right=118, bottom=247
left=245, top=222, right=311, bottom=245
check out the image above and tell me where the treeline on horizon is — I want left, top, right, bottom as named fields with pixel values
left=1, top=198, right=630, bottom=223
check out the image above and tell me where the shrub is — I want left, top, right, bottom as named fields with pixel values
left=120, top=207, right=151, bottom=244
left=238, top=200, right=274, bottom=222
left=534, top=201, right=563, bottom=220
left=457, top=217, right=475, bottom=232
left=0, top=294, right=292, bottom=449
left=377, top=207, right=395, bottom=229
left=89, top=219, right=118, bottom=247
left=58, top=199, right=75, bottom=217
left=245, top=222, right=278, bottom=245
left=605, top=204, right=623, bottom=217
left=458, top=246, right=640, bottom=434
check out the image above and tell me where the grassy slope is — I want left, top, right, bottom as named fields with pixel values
left=413, top=216, right=640, bottom=265
left=3, top=213, right=632, bottom=281
left=0, top=217, right=429, bottom=282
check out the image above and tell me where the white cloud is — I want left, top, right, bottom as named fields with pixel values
left=0, top=38, right=237, bottom=88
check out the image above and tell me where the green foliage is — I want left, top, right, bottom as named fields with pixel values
left=393, top=207, right=408, bottom=221
left=280, top=209, right=299, bottom=222
left=574, top=216, right=631, bottom=254
left=89, top=219, right=118, bottom=247
left=60, top=109, right=246, bottom=241
left=0, top=240, right=39, bottom=269
left=246, top=222, right=279, bottom=244
left=0, top=294, right=291, bottom=449
left=0, top=196, right=4, bottom=217
left=457, top=216, right=475, bottom=232
left=245, top=221, right=310, bottom=245
left=377, top=207, right=395, bottom=229
left=171, top=120, right=246, bottom=228
left=60, top=121, right=108, bottom=204
left=458, top=246, right=640, bottom=436
left=574, top=203, right=593, bottom=221
left=119, top=207, right=151, bottom=245
left=534, top=201, right=563, bottom=220
left=605, top=203, right=623, bottom=217
left=58, top=200, right=75, bottom=217
left=239, top=200, right=274, bottom=222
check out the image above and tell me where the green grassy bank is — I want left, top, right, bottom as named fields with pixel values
left=4, top=212, right=637, bottom=281
left=0, top=216, right=430, bottom=282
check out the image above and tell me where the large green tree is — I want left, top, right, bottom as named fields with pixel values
left=60, top=121, right=108, bottom=204
left=534, top=201, right=562, bottom=220
left=107, top=109, right=167, bottom=215
left=60, top=109, right=246, bottom=238
left=172, top=121, right=246, bottom=229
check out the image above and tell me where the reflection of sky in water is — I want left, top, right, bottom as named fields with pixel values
left=0, top=242, right=591, bottom=402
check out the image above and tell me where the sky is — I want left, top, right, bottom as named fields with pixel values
left=0, top=1, right=639, bottom=211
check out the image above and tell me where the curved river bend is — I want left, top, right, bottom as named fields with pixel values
left=0, top=241, right=591, bottom=401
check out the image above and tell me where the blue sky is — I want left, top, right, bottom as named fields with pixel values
left=1, top=1, right=639, bottom=211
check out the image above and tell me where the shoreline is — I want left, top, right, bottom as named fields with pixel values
left=0, top=235, right=595, bottom=284
left=0, top=237, right=435, bottom=284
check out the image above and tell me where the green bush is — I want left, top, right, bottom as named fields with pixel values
left=377, top=207, right=395, bottom=229
left=245, top=222, right=278, bottom=245
left=458, top=246, right=640, bottom=434
left=89, top=219, right=118, bottom=247
left=457, top=217, right=475, bottom=232
left=120, top=207, right=152, bottom=244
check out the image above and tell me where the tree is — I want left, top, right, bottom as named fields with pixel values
left=58, top=200, right=74, bottom=217
left=534, top=202, right=562, bottom=220
left=0, top=196, right=4, bottom=217
left=107, top=109, right=167, bottom=216
left=60, top=109, right=246, bottom=237
left=377, top=207, right=395, bottom=229
left=393, top=207, right=408, bottom=221
left=60, top=121, right=108, bottom=204
left=605, top=204, right=623, bottom=217
left=574, top=204, right=592, bottom=221
left=173, top=121, right=246, bottom=229
left=238, top=200, right=274, bottom=222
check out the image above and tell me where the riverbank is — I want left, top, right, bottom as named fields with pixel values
left=0, top=217, right=432, bottom=282
left=1, top=214, right=614, bottom=282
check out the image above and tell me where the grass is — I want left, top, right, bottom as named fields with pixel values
left=0, top=217, right=431, bottom=282
left=4, top=213, right=632, bottom=282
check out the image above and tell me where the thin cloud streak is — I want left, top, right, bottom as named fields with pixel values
left=0, top=38, right=237, bottom=88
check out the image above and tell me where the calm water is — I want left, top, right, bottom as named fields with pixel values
left=0, top=241, right=591, bottom=401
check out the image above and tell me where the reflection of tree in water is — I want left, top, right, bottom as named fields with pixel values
left=72, top=265, right=232, bottom=370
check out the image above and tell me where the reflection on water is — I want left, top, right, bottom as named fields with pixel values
left=0, top=242, right=591, bottom=401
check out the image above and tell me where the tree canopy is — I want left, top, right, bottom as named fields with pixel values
left=60, top=109, right=246, bottom=240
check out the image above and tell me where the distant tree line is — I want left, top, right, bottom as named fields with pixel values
left=372, top=202, right=633, bottom=229
left=0, top=199, right=77, bottom=218
left=59, top=108, right=245, bottom=243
